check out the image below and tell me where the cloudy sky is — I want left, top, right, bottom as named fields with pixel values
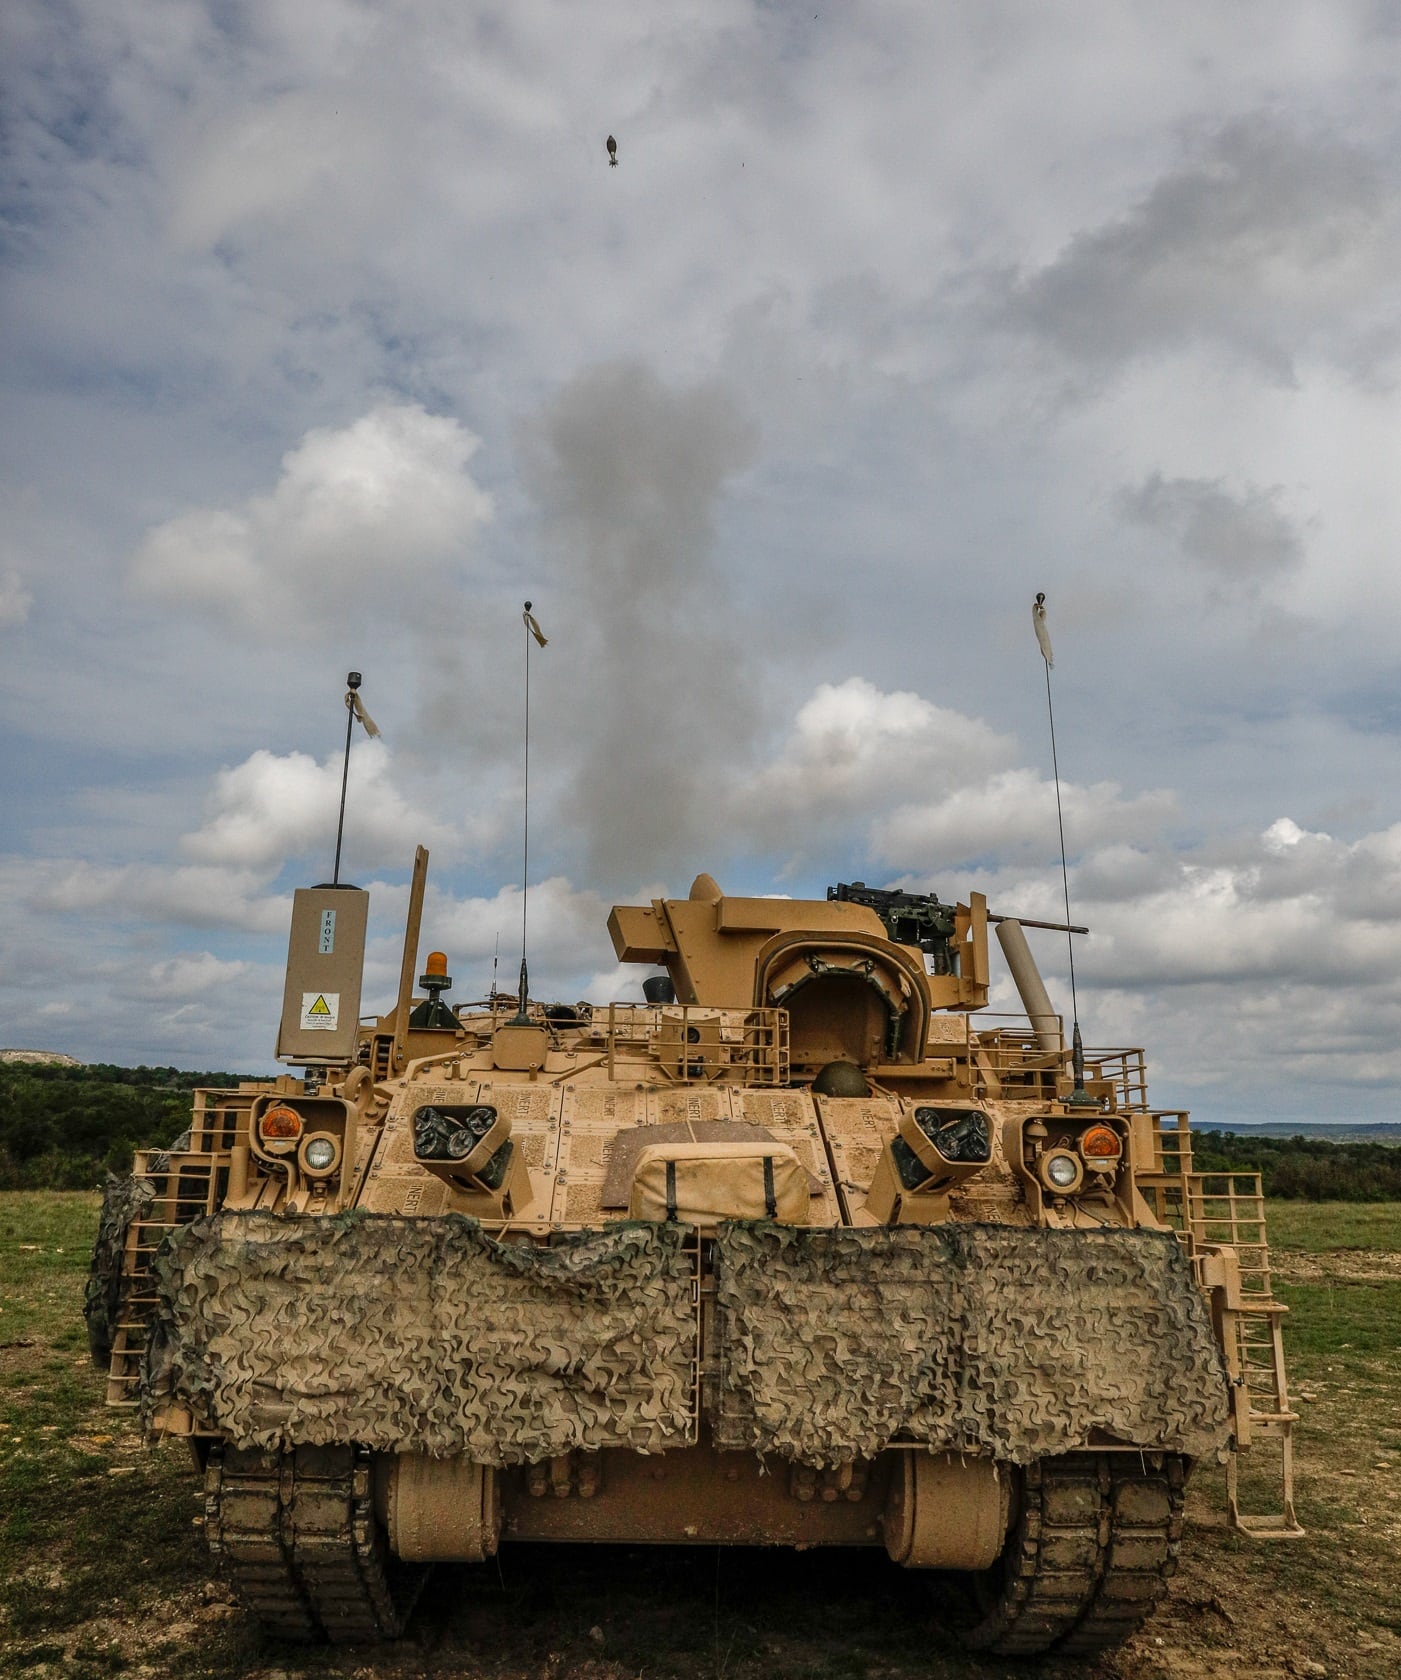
left=5, top=1, right=1401, bottom=1125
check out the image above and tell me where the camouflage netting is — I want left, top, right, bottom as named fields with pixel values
left=712, top=1224, right=1232, bottom=1467
left=145, top=1213, right=696, bottom=1462
left=85, top=1172, right=156, bottom=1365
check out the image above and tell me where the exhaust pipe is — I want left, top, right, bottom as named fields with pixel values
left=995, top=920, right=1062, bottom=1054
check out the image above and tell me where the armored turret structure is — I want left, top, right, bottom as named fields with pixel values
left=88, top=849, right=1301, bottom=1653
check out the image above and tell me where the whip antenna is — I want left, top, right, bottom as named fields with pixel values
left=1032, top=593, right=1089, bottom=1099
left=517, top=603, right=549, bottom=1017
left=332, top=671, right=380, bottom=885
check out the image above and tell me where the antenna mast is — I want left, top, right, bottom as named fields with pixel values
left=1032, top=593, right=1090, bottom=1102
left=517, top=603, right=549, bottom=1018
left=332, top=671, right=379, bottom=883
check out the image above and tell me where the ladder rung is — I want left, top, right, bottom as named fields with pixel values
left=1234, top=1513, right=1305, bottom=1540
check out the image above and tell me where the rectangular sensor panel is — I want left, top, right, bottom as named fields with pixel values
left=276, top=887, right=370, bottom=1064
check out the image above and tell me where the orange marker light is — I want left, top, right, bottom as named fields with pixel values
left=260, top=1104, right=303, bottom=1139
left=425, top=951, right=449, bottom=978
left=1080, top=1123, right=1121, bottom=1159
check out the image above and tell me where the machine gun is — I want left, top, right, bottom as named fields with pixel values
left=827, top=881, right=959, bottom=974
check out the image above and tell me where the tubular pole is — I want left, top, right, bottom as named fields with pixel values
left=1036, top=599, right=1091, bottom=1099
left=519, top=603, right=533, bottom=1013
left=1043, top=658, right=1078, bottom=1026
left=332, top=687, right=355, bottom=886
left=392, top=846, right=430, bottom=1073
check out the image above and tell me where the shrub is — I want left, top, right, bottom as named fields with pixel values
left=0, top=1064, right=243, bottom=1190
left=1194, top=1130, right=1401, bottom=1201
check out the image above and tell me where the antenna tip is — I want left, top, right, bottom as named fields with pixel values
left=524, top=599, right=532, bottom=611
left=347, top=670, right=362, bottom=689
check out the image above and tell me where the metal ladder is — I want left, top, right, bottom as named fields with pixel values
left=104, top=1089, right=245, bottom=1411
left=1143, top=1117, right=1302, bottom=1537
left=1184, top=1170, right=1302, bottom=1537
left=105, top=1149, right=225, bottom=1407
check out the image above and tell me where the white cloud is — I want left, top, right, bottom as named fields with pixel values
left=731, top=678, right=1016, bottom=852
left=181, top=741, right=451, bottom=873
left=1262, top=816, right=1314, bottom=852
left=128, top=952, right=250, bottom=1002
left=579, top=964, right=657, bottom=1005
left=949, top=813, right=1401, bottom=994
left=130, top=405, right=491, bottom=629
left=894, top=811, right=1401, bottom=1119
left=18, top=858, right=291, bottom=935
left=421, top=877, right=625, bottom=996
left=1071, top=843, right=1184, bottom=903
left=168, top=87, right=392, bottom=254
left=875, top=768, right=1177, bottom=870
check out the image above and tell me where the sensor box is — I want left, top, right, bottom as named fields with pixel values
left=276, top=886, right=370, bottom=1064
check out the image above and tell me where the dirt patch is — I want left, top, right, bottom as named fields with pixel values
left=1271, top=1248, right=1401, bottom=1283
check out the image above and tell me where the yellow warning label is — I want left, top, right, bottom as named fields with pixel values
left=300, top=991, right=340, bottom=1032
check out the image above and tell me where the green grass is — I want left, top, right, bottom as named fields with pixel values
left=1264, top=1199, right=1401, bottom=1251
left=1140, top=1199, right=1401, bottom=1679
left=0, top=1193, right=263, bottom=1677
left=0, top=1192, right=99, bottom=1346
left=1275, top=1277, right=1401, bottom=1358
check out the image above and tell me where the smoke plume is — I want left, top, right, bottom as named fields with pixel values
left=524, top=362, right=759, bottom=884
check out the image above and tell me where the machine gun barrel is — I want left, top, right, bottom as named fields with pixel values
left=987, top=913, right=1088, bottom=935
left=829, top=883, right=1087, bottom=940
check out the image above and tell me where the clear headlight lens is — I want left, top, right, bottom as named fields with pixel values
left=1044, top=1151, right=1080, bottom=1190
left=303, top=1136, right=337, bottom=1172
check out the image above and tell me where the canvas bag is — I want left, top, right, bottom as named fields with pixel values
left=628, top=1141, right=809, bottom=1227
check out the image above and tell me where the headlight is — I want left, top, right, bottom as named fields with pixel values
left=1041, top=1150, right=1083, bottom=1193
left=259, top=1103, right=303, bottom=1155
left=303, top=1135, right=337, bottom=1172
left=1080, top=1123, right=1122, bottom=1161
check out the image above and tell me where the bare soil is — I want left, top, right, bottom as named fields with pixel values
left=2, top=1194, right=1398, bottom=1680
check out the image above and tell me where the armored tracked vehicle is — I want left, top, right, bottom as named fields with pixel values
left=89, top=851, right=1302, bottom=1654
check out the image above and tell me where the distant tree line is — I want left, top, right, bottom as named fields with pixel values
left=1192, top=1130, right=1401, bottom=1201
left=2, top=1063, right=1399, bottom=1200
left=0, top=1063, right=243, bottom=1190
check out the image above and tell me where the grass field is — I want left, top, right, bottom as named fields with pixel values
left=1263, top=1202, right=1401, bottom=1252
left=1, top=1193, right=1398, bottom=1680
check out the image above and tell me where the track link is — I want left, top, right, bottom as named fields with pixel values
left=965, top=1451, right=1186, bottom=1656
left=205, top=1444, right=426, bottom=1642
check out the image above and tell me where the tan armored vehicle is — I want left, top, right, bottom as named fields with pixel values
left=88, top=850, right=1301, bottom=1654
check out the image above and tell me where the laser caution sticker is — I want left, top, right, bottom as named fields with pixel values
left=300, top=992, right=339, bottom=1031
